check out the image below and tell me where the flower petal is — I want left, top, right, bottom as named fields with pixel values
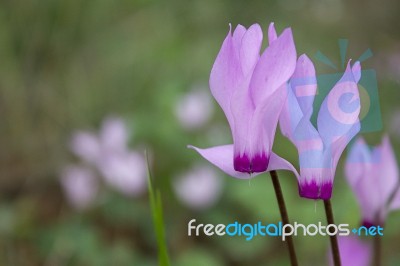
left=317, top=61, right=361, bottom=148
left=375, top=136, right=399, bottom=220
left=290, top=54, right=317, bottom=116
left=268, top=22, right=277, bottom=44
left=188, top=144, right=254, bottom=179
left=249, top=27, right=297, bottom=107
left=209, top=26, right=242, bottom=131
left=239, top=24, right=263, bottom=76
left=267, top=152, right=300, bottom=179
left=345, top=137, right=371, bottom=188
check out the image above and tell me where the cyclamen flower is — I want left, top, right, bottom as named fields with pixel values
left=189, top=23, right=297, bottom=177
left=173, top=165, right=223, bottom=210
left=345, top=136, right=400, bottom=226
left=328, top=236, right=371, bottom=266
left=279, top=53, right=362, bottom=199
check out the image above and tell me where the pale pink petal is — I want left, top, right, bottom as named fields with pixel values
left=290, top=54, right=317, bottom=115
left=279, top=84, right=303, bottom=142
left=267, top=22, right=277, bottom=44
left=375, top=136, right=399, bottom=220
left=352, top=61, right=361, bottom=83
left=249, top=27, right=297, bottom=106
left=209, top=26, right=242, bottom=131
left=187, top=145, right=255, bottom=179
left=239, top=24, right=263, bottom=76
left=345, top=137, right=371, bottom=188
left=267, top=152, right=300, bottom=179
left=173, top=165, right=223, bottom=210
left=317, top=61, right=361, bottom=148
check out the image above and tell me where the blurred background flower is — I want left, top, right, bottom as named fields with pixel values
left=328, top=236, right=371, bottom=266
left=173, top=164, right=223, bottom=210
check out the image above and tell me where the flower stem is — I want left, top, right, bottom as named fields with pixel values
left=269, top=170, right=298, bottom=266
left=373, top=231, right=381, bottom=266
left=324, top=199, right=341, bottom=266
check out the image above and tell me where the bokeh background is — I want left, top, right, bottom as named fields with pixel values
left=1, top=0, right=400, bottom=265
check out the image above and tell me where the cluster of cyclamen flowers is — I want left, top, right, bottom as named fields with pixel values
left=189, top=22, right=400, bottom=264
left=189, top=22, right=361, bottom=200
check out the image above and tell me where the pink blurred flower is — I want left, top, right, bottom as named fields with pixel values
left=328, top=236, right=371, bottom=266
left=189, top=23, right=297, bottom=177
left=70, top=116, right=129, bottom=164
left=345, top=136, right=400, bottom=226
left=69, top=116, right=146, bottom=197
left=173, top=165, right=223, bottom=210
left=98, top=151, right=147, bottom=197
left=175, top=88, right=214, bottom=130
left=61, top=166, right=98, bottom=210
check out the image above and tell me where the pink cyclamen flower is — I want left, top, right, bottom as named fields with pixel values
left=345, top=136, right=400, bottom=226
left=328, top=236, right=371, bottom=266
left=279, top=53, right=362, bottom=200
left=61, top=166, right=98, bottom=210
left=189, top=23, right=297, bottom=177
left=173, top=165, right=223, bottom=210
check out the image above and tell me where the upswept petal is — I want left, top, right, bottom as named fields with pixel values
left=239, top=24, right=263, bottom=76
left=267, top=152, right=300, bottom=179
left=268, top=22, right=277, bottom=44
left=279, top=85, right=303, bottom=141
left=250, top=85, right=288, bottom=160
left=352, top=61, right=361, bottom=83
left=374, top=136, right=399, bottom=220
left=187, top=145, right=255, bottom=179
left=249, top=28, right=296, bottom=106
left=345, top=137, right=371, bottom=188
left=317, top=61, right=361, bottom=148
left=290, top=54, right=317, bottom=116
left=209, top=26, right=242, bottom=131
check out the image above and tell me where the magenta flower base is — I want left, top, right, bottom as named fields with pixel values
left=298, top=181, right=333, bottom=200
left=234, top=153, right=269, bottom=173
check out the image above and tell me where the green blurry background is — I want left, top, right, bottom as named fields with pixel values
left=1, top=0, right=400, bottom=265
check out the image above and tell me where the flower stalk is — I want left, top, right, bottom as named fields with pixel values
left=324, top=199, right=341, bottom=266
left=270, top=170, right=298, bottom=266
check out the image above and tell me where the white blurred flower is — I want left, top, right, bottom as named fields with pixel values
left=69, top=131, right=100, bottom=164
left=175, top=88, right=214, bottom=130
left=173, top=165, right=223, bottom=210
left=61, top=166, right=98, bottom=210
left=98, top=151, right=147, bottom=197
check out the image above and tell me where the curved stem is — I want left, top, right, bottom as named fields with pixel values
left=269, top=170, right=298, bottom=266
left=324, top=199, right=341, bottom=266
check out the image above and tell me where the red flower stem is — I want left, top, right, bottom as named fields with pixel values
left=270, top=170, right=298, bottom=266
left=324, top=199, right=341, bottom=266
